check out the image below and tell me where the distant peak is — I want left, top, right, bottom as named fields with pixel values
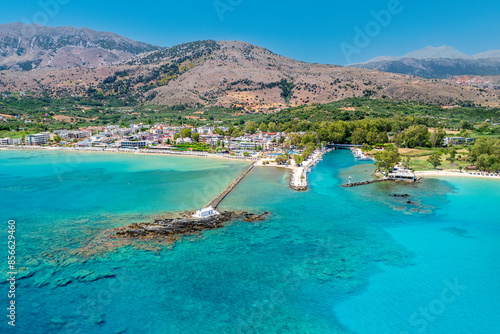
left=402, top=45, right=470, bottom=60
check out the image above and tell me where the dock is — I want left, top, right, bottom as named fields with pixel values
left=206, top=162, right=255, bottom=209
left=290, top=167, right=308, bottom=191
left=289, top=149, right=333, bottom=191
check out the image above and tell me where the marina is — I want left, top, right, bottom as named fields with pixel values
left=289, top=149, right=332, bottom=191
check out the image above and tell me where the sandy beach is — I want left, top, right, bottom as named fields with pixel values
left=0, top=145, right=257, bottom=162
left=416, top=170, right=500, bottom=180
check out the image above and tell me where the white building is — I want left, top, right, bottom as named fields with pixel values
left=176, top=137, right=193, bottom=144
left=238, top=141, right=257, bottom=150
left=388, top=167, right=416, bottom=182
left=25, top=132, right=50, bottom=145
left=444, top=137, right=474, bottom=146
left=68, top=131, right=91, bottom=139
left=120, top=141, right=147, bottom=149
left=192, top=206, right=220, bottom=219
left=0, top=137, right=12, bottom=145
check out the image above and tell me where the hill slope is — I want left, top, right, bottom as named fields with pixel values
left=0, top=37, right=499, bottom=109
left=0, top=22, right=161, bottom=71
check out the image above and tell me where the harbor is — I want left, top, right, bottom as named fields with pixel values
left=289, top=149, right=333, bottom=191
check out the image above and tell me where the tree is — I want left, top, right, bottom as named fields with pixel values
left=53, top=135, right=62, bottom=143
left=430, top=128, right=446, bottom=147
left=268, top=122, right=277, bottom=133
left=375, top=146, right=400, bottom=175
left=213, top=127, right=224, bottom=135
left=275, top=155, right=288, bottom=164
left=490, top=162, right=500, bottom=173
left=401, top=125, right=430, bottom=148
left=366, top=131, right=379, bottom=145
left=301, top=133, right=317, bottom=145
left=192, top=133, right=200, bottom=142
left=293, top=154, right=304, bottom=165
left=428, top=152, right=442, bottom=169
left=461, top=120, right=473, bottom=130
left=351, top=128, right=368, bottom=145
left=476, top=154, right=498, bottom=171
left=245, top=121, right=257, bottom=134
left=448, top=147, right=457, bottom=164
left=180, top=128, right=192, bottom=138
left=259, top=122, right=268, bottom=133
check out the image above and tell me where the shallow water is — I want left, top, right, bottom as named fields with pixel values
left=0, top=149, right=498, bottom=333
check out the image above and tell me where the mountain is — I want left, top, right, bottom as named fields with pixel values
left=0, top=22, right=162, bottom=71
left=403, top=46, right=470, bottom=60
left=0, top=28, right=499, bottom=109
left=351, top=46, right=500, bottom=79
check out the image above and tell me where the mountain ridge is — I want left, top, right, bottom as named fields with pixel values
left=0, top=24, right=499, bottom=109
left=351, top=45, right=500, bottom=79
left=0, top=22, right=162, bottom=71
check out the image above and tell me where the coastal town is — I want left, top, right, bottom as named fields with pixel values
left=0, top=122, right=336, bottom=191
left=3, top=118, right=500, bottom=191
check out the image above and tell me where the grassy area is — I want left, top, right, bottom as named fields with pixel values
left=0, top=130, right=37, bottom=139
left=173, top=143, right=212, bottom=152
left=400, top=147, right=470, bottom=171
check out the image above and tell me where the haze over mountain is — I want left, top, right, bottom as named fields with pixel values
left=0, top=23, right=499, bottom=109
left=0, top=22, right=161, bottom=71
left=351, top=46, right=500, bottom=79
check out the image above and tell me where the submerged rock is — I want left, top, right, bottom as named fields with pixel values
left=112, top=211, right=268, bottom=240
left=392, top=193, right=410, bottom=198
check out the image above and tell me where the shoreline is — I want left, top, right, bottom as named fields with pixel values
left=4, top=145, right=499, bottom=183
left=0, top=145, right=257, bottom=162
left=415, top=170, right=500, bottom=180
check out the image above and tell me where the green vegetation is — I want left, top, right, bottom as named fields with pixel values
left=275, top=155, right=288, bottom=164
left=2, top=93, right=500, bottom=174
left=173, top=143, right=211, bottom=152
left=467, top=138, right=500, bottom=172
left=374, top=146, right=400, bottom=174
left=427, top=152, right=443, bottom=169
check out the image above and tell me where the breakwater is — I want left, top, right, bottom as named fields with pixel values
left=113, top=211, right=268, bottom=240
left=341, top=178, right=391, bottom=187
left=206, top=162, right=256, bottom=209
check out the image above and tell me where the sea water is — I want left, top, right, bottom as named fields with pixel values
left=0, top=149, right=498, bottom=333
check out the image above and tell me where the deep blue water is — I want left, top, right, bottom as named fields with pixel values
left=0, top=149, right=499, bottom=334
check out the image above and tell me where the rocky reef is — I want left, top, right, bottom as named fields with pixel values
left=112, top=211, right=268, bottom=240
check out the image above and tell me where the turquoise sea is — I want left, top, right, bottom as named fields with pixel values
left=0, top=149, right=499, bottom=333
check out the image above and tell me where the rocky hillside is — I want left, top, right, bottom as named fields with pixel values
left=0, top=22, right=161, bottom=71
left=0, top=34, right=499, bottom=110
left=445, top=75, right=500, bottom=91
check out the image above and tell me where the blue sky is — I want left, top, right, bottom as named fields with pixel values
left=2, top=0, right=499, bottom=65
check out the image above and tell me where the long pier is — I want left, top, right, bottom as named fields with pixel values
left=206, top=163, right=255, bottom=209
